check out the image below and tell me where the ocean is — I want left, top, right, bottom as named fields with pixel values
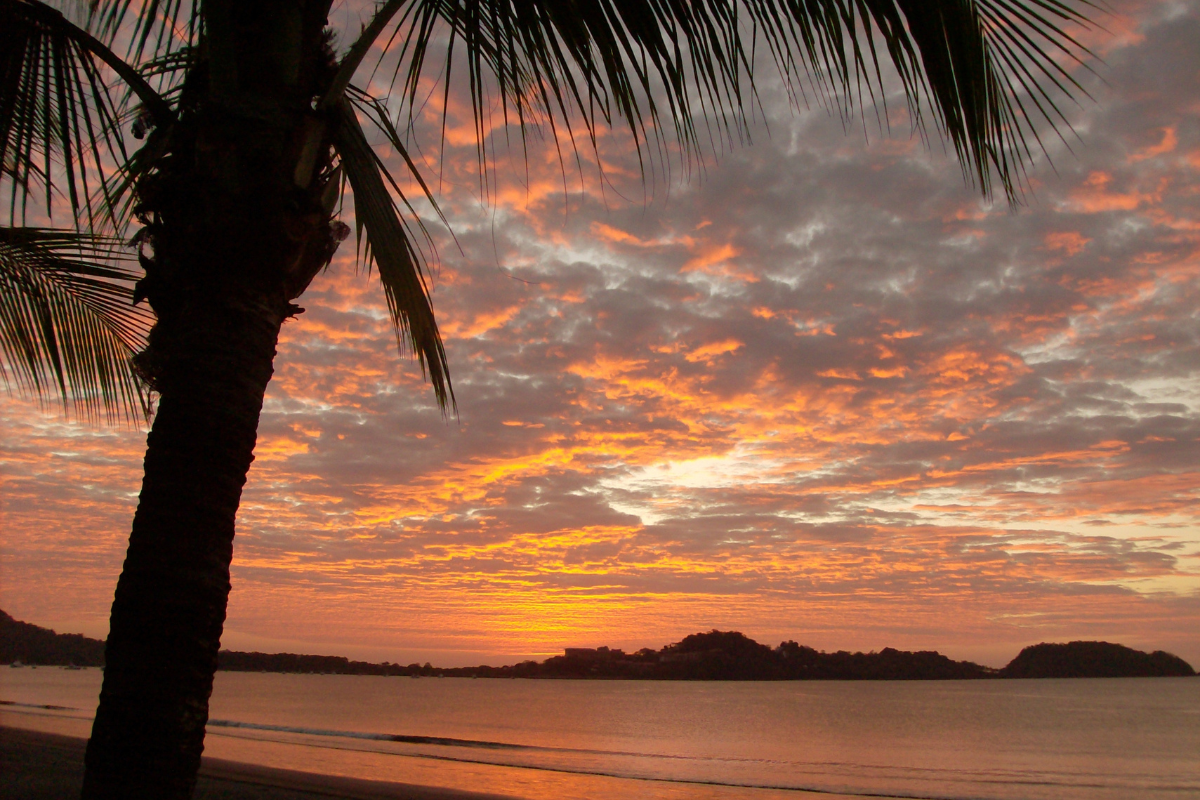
left=3, top=668, right=1198, bottom=800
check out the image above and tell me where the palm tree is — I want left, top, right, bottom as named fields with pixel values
left=2, top=0, right=1095, bottom=796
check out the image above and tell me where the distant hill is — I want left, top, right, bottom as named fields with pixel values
left=0, top=611, right=411, bottom=675
left=519, top=631, right=994, bottom=680
left=0, top=609, right=105, bottom=666
left=2, top=610, right=1193, bottom=680
left=1001, top=641, right=1196, bottom=678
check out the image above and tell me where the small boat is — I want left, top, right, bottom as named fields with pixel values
left=9, top=660, right=23, bottom=668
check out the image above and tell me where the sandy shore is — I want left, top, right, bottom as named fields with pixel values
left=1, top=726, right=518, bottom=800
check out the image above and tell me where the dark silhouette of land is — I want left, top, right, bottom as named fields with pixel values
left=0, top=610, right=105, bottom=667
left=3, top=609, right=1193, bottom=680
left=1001, top=641, right=1195, bottom=678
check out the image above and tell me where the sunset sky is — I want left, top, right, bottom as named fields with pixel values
left=2, top=0, right=1198, bottom=669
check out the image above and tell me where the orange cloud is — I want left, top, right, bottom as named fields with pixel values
left=680, top=242, right=760, bottom=281
left=685, top=339, right=744, bottom=362
left=1128, top=127, right=1177, bottom=163
left=1044, top=231, right=1091, bottom=256
left=1068, top=171, right=1164, bottom=212
left=441, top=305, right=522, bottom=339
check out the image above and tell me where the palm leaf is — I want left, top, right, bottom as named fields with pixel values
left=84, top=0, right=202, bottom=66
left=332, top=99, right=454, bottom=412
left=0, top=226, right=152, bottom=422
left=337, top=0, right=1096, bottom=203
left=1, top=0, right=172, bottom=227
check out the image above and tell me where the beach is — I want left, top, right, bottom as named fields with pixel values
left=1, top=727, right=516, bottom=800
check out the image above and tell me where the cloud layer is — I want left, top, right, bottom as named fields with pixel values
left=2, top=0, right=1198, bottom=667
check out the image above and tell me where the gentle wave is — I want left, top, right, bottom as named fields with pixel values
left=208, top=727, right=929, bottom=799
left=205, top=719, right=1192, bottom=799
left=0, top=699, right=78, bottom=711
left=208, top=719, right=533, bottom=751
left=207, top=718, right=761, bottom=764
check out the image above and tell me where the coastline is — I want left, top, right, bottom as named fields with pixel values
left=0, top=726, right=519, bottom=800
left=7, top=610, right=1194, bottom=680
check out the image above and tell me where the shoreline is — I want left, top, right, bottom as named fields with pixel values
left=0, top=726, right=519, bottom=800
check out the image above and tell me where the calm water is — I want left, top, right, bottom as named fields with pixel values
left=3, top=668, right=1199, bottom=800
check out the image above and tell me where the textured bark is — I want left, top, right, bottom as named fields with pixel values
left=81, top=292, right=285, bottom=798
left=79, top=158, right=335, bottom=797
left=80, top=4, right=341, bottom=796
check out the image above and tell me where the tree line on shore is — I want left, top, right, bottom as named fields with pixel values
left=3, top=610, right=1193, bottom=680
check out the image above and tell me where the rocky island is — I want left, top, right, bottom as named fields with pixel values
left=1001, top=641, right=1195, bottom=678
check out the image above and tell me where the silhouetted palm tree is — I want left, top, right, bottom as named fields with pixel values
left=2, top=0, right=1095, bottom=796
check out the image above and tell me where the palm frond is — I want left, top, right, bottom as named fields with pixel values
left=134, top=43, right=198, bottom=106
left=85, top=0, right=202, bottom=66
left=341, top=0, right=1095, bottom=203
left=0, top=226, right=152, bottom=423
left=1, top=0, right=172, bottom=227
left=332, top=99, right=454, bottom=412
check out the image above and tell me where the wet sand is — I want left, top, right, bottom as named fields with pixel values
left=0, top=726, right=518, bottom=800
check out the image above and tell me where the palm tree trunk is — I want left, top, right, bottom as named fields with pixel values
left=76, top=6, right=341, bottom=796
left=81, top=290, right=287, bottom=798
